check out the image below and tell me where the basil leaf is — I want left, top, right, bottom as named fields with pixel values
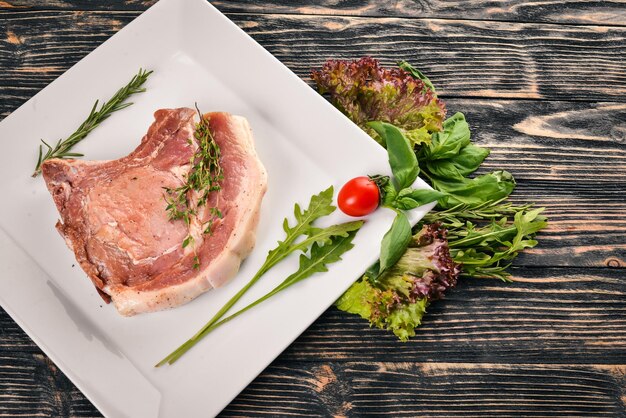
left=425, top=143, right=490, bottom=179
left=379, top=212, right=412, bottom=274
left=398, top=60, right=436, bottom=93
left=432, top=170, right=516, bottom=209
left=381, top=181, right=398, bottom=208
left=421, top=113, right=470, bottom=161
left=394, top=188, right=447, bottom=210
left=368, top=121, right=419, bottom=191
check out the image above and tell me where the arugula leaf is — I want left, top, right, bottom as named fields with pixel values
left=446, top=207, right=547, bottom=280
left=368, top=121, right=419, bottom=191
left=274, top=231, right=359, bottom=292
left=379, top=212, right=412, bottom=275
left=160, top=231, right=360, bottom=365
left=393, top=188, right=446, bottom=211
left=156, top=187, right=363, bottom=366
left=212, top=187, right=336, bottom=327
left=291, top=221, right=364, bottom=253
left=282, top=186, right=335, bottom=240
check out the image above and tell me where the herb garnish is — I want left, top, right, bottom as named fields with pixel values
left=164, top=106, right=224, bottom=268
left=366, top=121, right=444, bottom=282
left=424, top=200, right=547, bottom=281
left=313, top=58, right=548, bottom=340
left=156, top=187, right=364, bottom=366
left=32, top=68, right=153, bottom=177
left=157, top=230, right=359, bottom=366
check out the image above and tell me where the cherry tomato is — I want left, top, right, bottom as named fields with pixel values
left=338, top=176, right=380, bottom=217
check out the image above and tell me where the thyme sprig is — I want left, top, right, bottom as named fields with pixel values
left=32, top=68, right=153, bottom=177
left=164, top=106, right=224, bottom=267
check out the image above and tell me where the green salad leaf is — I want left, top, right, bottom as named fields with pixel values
left=311, top=57, right=446, bottom=146
left=421, top=113, right=471, bottom=161
left=430, top=171, right=516, bottom=208
left=337, top=223, right=459, bottom=341
left=418, top=113, right=515, bottom=209
left=313, top=58, right=548, bottom=340
left=424, top=202, right=547, bottom=281
left=368, top=121, right=419, bottom=190
left=425, top=144, right=490, bottom=179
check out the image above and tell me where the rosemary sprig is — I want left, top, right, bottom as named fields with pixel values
left=422, top=198, right=534, bottom=227
left=32, top=68, right=153, bottom=177
left=164, top=105, right=224, bottom=265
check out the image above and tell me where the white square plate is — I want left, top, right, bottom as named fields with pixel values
left=0, top=0, right=435, bottom=416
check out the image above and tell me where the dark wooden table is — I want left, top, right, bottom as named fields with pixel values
left=2, top=1, right=625, bottom=416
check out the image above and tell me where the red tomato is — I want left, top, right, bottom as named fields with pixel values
left=338, top=176, right=380, bottom=217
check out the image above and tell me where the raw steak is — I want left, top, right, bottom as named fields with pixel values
left=41, top=108, right=267, bottom=316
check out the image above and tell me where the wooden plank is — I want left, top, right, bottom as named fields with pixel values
left=216, top=1, right=626, bottom=27
left=1, top=11, right=625, bottom=102
left=0, top=351, right=99, bottom=417
left=278, top=267, right=626, bottom=363
left=224, top=361, right=626, bottom=417
left=0, top=0, right=154, bottom=11
left=2, top=0, right=626, bottom=27
left=220, top=1, right=626, bottom=27
left=230, top=14, right=626, bottom=102
left=2, top=268, right=625, bottom=365
left=240, top=361, right=626, bottom=416
left=1, top=348, right=624, bottom=416
left=508, top=180, right=625, bottom=268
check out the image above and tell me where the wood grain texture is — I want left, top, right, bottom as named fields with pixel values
left=280, top=267, right=626, bottom=363
left=222, top=361, right=626, bottom=417
left=213, top=0, right=626, bottom=26
left=1, top=11, right=625, bottom=103
left=2, top=0, right=626, bottom=26
left=0, top=1, right=625, bottom=417
left=2, top=346, right=624, bottom=417
left=231, top=14, right=626, bottom=102
left=0, top=351, right=98, bottom=417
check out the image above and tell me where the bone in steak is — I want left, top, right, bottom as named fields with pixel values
left=41, top=108, right=267, bottom=316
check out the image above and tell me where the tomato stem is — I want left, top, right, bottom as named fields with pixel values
left=368, top=174, right=390, bottom=206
